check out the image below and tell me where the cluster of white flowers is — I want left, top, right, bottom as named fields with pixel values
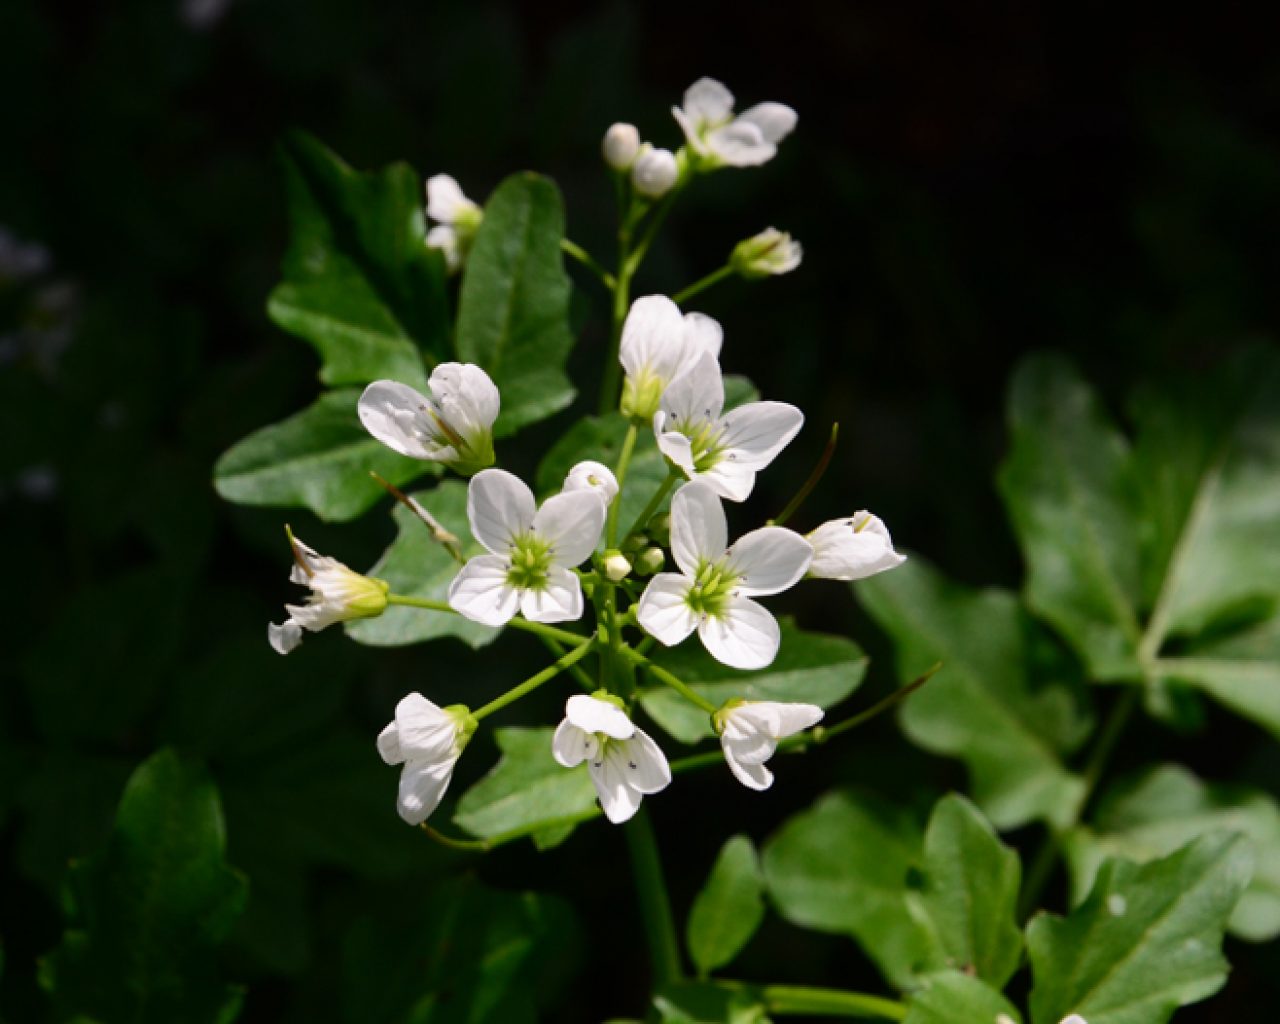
left=265, top=76, right=907, bottom=830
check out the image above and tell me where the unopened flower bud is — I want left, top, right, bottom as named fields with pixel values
left=602, top=122, right=640, bottom=170
left=635, top=547, right=665, bottom=576
left=730, top=227, right=802, bottom=279
left=603, top=549, right=632, bottom=582
left=648, top=514, right=671, bottom=547
left=632, top=145, right=678, bottom=198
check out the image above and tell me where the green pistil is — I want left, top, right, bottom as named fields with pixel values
left=684, top=559, right=740, bottom=618
left=507, top=533, right=553, bottom=590
left=676, top=418, right=726, bottom=472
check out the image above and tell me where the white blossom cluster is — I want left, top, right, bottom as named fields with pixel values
left=267, top=77, right=906, bottom=828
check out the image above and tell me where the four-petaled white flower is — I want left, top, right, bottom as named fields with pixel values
left=377, top=693, right=476, bottom=825
left=449, top=469, right=605, bottom=626
left=268, top=531, right=388, bottom=655
left=673, top=77, right=797, bottom=169
left=358, top=362, right=499, bottom=476
left=654, top=352, right=803, bottom=502
left=807, top=511, right=905, bottom=580
left=619, top=294, right=723, bottom=421
left=714, top=700, right=824, bottom=790
left=425, top=174, right=482, bottom=273
left=562, top=459, right=619, bottom=506
left=731, top=227, right=803, bottom=279
left=637, top=482, right=812, bottom=669
left=552, top=694, right=671, bottom=823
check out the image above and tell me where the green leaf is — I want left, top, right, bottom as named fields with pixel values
left=686, top=835, right=767, bottom=977
left=652, top=983, right=769, bottom=1024
left=639, top=619, right=867, bottom=744
left=762, top=789, right=928, bottom=990
left=857, top=556, right=1091, bottom=830
left=1154, top=614, right=1280, bottom=739
left=1131, top=346, right=1280, bottom=644
left=269, top=131, right=447, bottom=387
left=1066, top=764, right=1280, bottom=941
left=908, top=795, right=1022, bottom=987
left=346, top=480, right=499, bottom=649
left=213, top=389, right=433, bottom=521
left=456, top=173, right=577, bottom=436
left=41, top=749, right=247, bottom=1024
left=903, top=971, right=1022, bottom=1024
left=453, top=728, right=598, bottom=848
left=997, top=354, right=1144, bottom=680
left=1026, top=833, right=1252, bottom=1024
left=341, top=876, right=580, bottom=1024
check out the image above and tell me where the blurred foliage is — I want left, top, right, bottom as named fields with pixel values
left=3, top=1, right=1280, bottom=1022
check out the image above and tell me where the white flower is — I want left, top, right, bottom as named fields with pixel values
left=562, top=460, right=619, bottom=506
left=448, top=469, right=605, bottom=626
left=602, top=122, right=641, bottom=170
left=268, top=532, right=388, bottom=654
left=807, top=512, right=905, bottom=580
left=654, top=352, right=803, bottom=502
left=714, top=700, right=823, bottom=790
left=425, top=174, right=482, bottom=273
left=358, top=362, right=499, bottom=475
left=619, top=294, right=723, bottom=422
left=636, top=482, right=812, bottom=669
left=632, top=144, right=679, bottom=198
left=377, top=693, right=476, bottom=825
left=673, top=77, right=797, bottom=169
left=731, top=227, right=803, bottom=278
left=552, top=694, right=671, bottom=824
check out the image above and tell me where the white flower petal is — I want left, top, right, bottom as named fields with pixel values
left=425, top=173, right=474, bottom=224
left=683, top=77, right=735, bottom=126
left=636, top=573, right=699, bottom=646
left=552, top=719, right=594, bottom=768
left=565, top=693, right=635, bottom=739
left=724, top=750, right=774, bottom=791
left=268, top=619, right=303, bottom=655
left=518, top=564, right=584, bottom=623
left=284, top=598, right=346, bottom=633
left=808, top=512, right=906, bottom=580
left=447, top=554, right=519, bottom=625
left=562, top=460, right=619, bottom=504
left=429, top=362, right=500, bottom=443
left=426, top=224, right=460, bottom=272
left=706, top=121, right=775, bottom=167
left=358, top=380, right=443, bottom=460
left=699, top=596, right=780, bottom=670
left=737, top=102, right=798, bottom=144
left=394, top=693, right=459, bottom=762
left=467, top=469, right=536, bottom=554
left=671, top=104, right=704, bottom=152
left=682, top=311, right=724, bottom=364
left=719, top=401, right=805, bottom=468
left=589, top=753, right=644, bottom=825
left=670, top=481, right=728, bottom=573
left=722, top=720, right=779, bottom=765
left=396, top=758, right=455, bottom=825
left=661, top=351, right=725, bottom=425
left=376, top=721, right=401, bottom=765
left=654, top=414, right=697, bottom=477
left=619, top=294, right=686, bottom=380
left=532, top=490, right=607, bottom=567
left=763, top=701, right=824, bottom=736
left=696, top=459, right=758, bottom=502
left=725, top=526, right=813, bottom=596
left=622, top=728, right=672, bottom=794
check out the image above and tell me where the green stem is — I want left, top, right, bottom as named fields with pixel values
left=770, top=423, right=839, bottom=527
left=624, top=807, right=682, bottom=987
left=621, top=648, right=718, bottom=714
left=624, top=471, right=679, bottom=543
left=671, top=263, right=734, bottom=306
left=561, top=238, right=616, bottom=288
left=385, top=594, right=588, bottom=647
left=598, top=210, right=635, bottom=415
left=606, top=423, right=639, bottom=548
left=472, top=637, right=596, bottom=721
left=540, top=635, right=596, bottom=691
left=760, top=984, right=906, bottom=1020
left=420, top=806, right=604, bottom=853
left=626, top=180, right=685, bottom=274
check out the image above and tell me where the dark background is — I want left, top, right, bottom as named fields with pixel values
left=3, top=1, right=1279, bottom=1020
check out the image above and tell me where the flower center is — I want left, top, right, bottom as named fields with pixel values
left=684, top=559, right=739, bottom=618
left=674, top=417, right=726, bottom=472
left=506, top=532, right=554, bottom=591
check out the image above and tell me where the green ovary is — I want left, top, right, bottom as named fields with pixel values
left=684, top=560, right=739, bottom=618
left=506, top=534, right=554, bottom=590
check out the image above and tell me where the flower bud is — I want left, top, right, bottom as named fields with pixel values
left=632, top=145, right=678, bottom=198
left=648, top=514, right=671, bottom=548
left=603, top=549, right=632, bottom=582
left=730, top=227, right=803, bottom=279
left=634, top=547, right=665, bottom=576
left=602, top=122, right=641, bottom=170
